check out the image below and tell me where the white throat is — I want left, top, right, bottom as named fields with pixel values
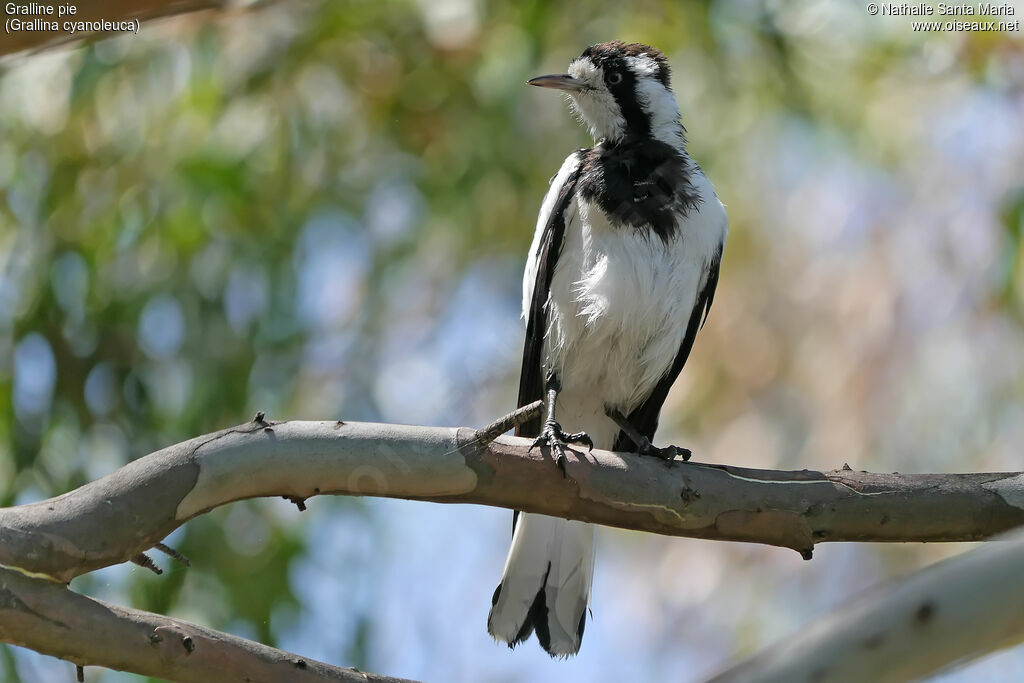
left=567, top=55, right=686, bottom=148
left=566, top=60, right=626, bottom=142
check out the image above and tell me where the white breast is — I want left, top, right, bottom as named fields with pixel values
left=528, top=163, right=727, bottom=449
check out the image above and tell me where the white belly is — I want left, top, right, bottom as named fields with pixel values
left=541, top=173, right=726, bottom=449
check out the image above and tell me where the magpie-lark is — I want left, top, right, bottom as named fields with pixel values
left=487, top=41, right=728, bottom=658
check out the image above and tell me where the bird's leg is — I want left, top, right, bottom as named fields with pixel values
left=529, top=373, right=593, bottom=472
left=606, top=409, right=691, bottom=461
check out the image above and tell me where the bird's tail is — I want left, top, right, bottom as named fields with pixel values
left=487, top=513, right=595, bottom=657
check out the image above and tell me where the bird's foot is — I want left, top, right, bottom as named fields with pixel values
left=638, top=437, right=691, bottom=462
left=529, top=420, right=593, bottom=473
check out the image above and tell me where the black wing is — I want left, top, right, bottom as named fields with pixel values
left=515, top=160, right=583, bottom=439
left=612, top=243, right=723, bottom=452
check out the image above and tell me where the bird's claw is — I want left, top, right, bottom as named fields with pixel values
left=638, top=437, right=691, bottom=461
left=529, top=420, right=593, bottom=474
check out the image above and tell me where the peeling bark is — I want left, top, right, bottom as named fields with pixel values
left=0, top=567, right=419, bottom=683
left=1, top=414, right=1023, bottom=681
left=2, top=417, right=1021, bottom=583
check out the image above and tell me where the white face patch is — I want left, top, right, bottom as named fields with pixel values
left=627, top=57, right=685, bottom=147
left=562, top=54, right=683, bottom=147
left=623, top=54, right=659, bottom=78
left=565, top=56, right=626, bottom=142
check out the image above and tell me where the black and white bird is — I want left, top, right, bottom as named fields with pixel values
left=487, top=42, right=727, bottom=657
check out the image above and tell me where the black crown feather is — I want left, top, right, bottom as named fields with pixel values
left=578, top=41, right=671, bottom=89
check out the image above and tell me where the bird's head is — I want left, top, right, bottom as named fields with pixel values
left=528, top=41, right=682, bottom=146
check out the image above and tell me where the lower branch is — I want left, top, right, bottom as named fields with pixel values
left=1, top=413, right=1023, bottom=680
left=710, top=525, right=1024, bottom=682
left=0, top=567, right=419, bottom=683
left=1, top=416, right=1021, bottom=583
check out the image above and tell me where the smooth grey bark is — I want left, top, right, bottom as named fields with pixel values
left=710, top=525, right=1024, bottom=683
left=0, top=566, right=420, bottom=683
left=2, top=412, right=1023, bottom=682
left=1, top=415, right=1022, bottom=583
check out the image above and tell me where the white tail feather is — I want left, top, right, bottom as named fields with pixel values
left=488, top=513, right=595, bottom=656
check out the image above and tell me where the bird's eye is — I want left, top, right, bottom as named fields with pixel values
left=607, top=71, right=623, bottom=85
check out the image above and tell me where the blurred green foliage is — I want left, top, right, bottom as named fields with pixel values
left=2, top=0, right=1023, bottom=681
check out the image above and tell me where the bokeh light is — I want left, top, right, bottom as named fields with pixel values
left=2, top=1, right=1023, bottom=681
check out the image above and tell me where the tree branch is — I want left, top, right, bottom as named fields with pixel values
left=1, top=416, right=1022, bottom=584
left=710, top=525, right=1024, bottom=682
left=1, top=1, right=225, bottom=58
left=0, top=566, right=420, bottom=683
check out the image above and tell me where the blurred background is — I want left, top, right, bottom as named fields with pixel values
left=2, top=0, right=1023, bottom=680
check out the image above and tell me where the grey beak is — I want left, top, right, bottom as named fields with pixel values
left=527, top=74, right=587, bottom=92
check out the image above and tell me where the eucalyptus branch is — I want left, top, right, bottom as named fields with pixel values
left=2, top=416, right=1021, bottom=584
left=0, top=566, right=420, bottom=683
left=1, top=414, right=1023, bottom=681
left=1, top=0, right=225, bottom=58
left=710, top=525, right=1024, bottom=682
